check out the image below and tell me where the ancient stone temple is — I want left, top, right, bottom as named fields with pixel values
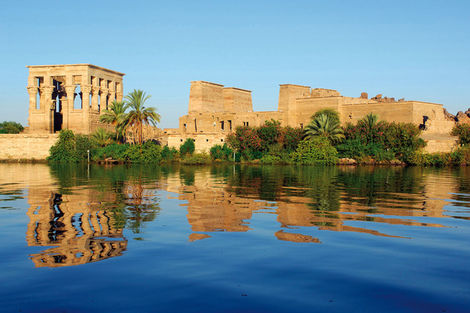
left=26, top=64, right=124, bottom=134
left=163, top=81, right=458, bottom=152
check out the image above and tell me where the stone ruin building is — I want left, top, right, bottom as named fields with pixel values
left=163, top=81, right=458, bottom=152
left=23, top=64, right=459, bottom=153
left=26, top=64, right=124, bottom=134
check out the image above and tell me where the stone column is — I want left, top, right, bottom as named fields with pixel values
left=81, top=85, right=92, bottom=134
left=64, top=85, right=76, bottom=130
left=42, top=86, right=54, bottom=133
left=27, top=86, right=37, bottom=111
left=92, top=87, right=100, bottom=112
left=81, top=85, right=91, bottom=114
left=109, top=91, right=116, bottom=106
left=101, top=91, right=109, bottom=113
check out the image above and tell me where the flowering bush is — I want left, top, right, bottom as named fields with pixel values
left=451, top=124, right=470, bottom=146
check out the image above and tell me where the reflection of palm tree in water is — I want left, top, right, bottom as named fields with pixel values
left=123, top=178, right=161, bottom=233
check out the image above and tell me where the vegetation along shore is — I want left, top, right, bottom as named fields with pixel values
left=37, top=90, right=470, bottom=167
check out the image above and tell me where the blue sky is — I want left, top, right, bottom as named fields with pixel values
left=1, top=0, right=469, bottom=128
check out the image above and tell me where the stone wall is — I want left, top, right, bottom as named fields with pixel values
left=0, top=134, right=58, bottom=160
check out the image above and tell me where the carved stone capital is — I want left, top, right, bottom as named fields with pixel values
left=26, top=86, right=37, bottom=95
left=81, top=85, right=92, bottom=93
left=42, top=86, right=54, bottom=94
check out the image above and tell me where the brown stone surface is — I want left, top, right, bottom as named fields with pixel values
left=26, top=64, right=124, bottom=134
left=164, top=81, right=458, bottom=152
left=0, top=134, right=58, bottom=160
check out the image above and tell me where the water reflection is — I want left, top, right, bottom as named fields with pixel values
left=1, top=163, right=470, bottom=268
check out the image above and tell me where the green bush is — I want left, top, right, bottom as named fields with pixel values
left=124, top=142, right=162, bottom=163
left=161, top=145, right=179, bottom=161
left=450, top=146, right=470, bottom=166
left=0, top=121, right=24, bottom=134
left=92, top=143, right=129, bottom=161
left=180, top=138, right=195, bottom=156
left=226, top=120, right=302, bottom=161
left=48, top=130, right=79, bottom=162
left=451, top=124, right=470, bottom=146
left=291, top=137, right=338, bottom=165
left=408, top=151, right=452, bottom=167
left=76, top=134, right=96, bottom=160
left=259, top=154, right=282, bottom=164
left=210, top=144, right=233, bottom=160
left=280, top=126, right=303, bottom=152
left=181, top=153, right=211, bottom=165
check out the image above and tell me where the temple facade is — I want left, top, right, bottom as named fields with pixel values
left=26, top=64, right=124, bottom=134
left=163, top=81, right=457, bottom=152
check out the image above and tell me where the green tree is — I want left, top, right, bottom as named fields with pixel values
left=451, top=124, right=470, bottom=146
left=180, top=138, right=195, bottom=156
left=100, top=100, right=128, bottom=142
left=361, top=113, right=379, bottom=131
left=304, top=113, right=345, bottom=144
left=124, top=90, right=160, bottom=145
left=92, top=128, right=113, bottom=147
left=48, top=130, right=78, bottom=162
left=0, top=121, right=24, bottom=134
left=312, top=109, right=340, bottom=125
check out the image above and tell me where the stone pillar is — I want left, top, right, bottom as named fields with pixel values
left=27, top=86, right=37, bottom=111
left=64, top=85, right=76, bottom=130
left=109, top=91, right=116, bottom=106
left=101, top=91, right=109, bottom=113
left=92, top=87, right=99, bottom=112
left=81, top=85, right=92, bottom=134
left=81, top=85, right=91, bottom=114
left=42, top=86, right=54, bottom=133
left=116, top=81, right=123, bottom=102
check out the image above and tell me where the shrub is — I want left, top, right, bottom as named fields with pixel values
left=92, top=128, right=114, bottom=147
left=408, top=151, right=452, bottom=167
left=0, top=121, right=24, bottom=134
left=179, top=138, right=195, bottom=156
left=210, top=144, right=233, bottom=160
left=76, top=134, right=96, bottom=160
left=161, top=145, right=179, bottom=161
left=451, top=124, right=470, bottom=146
left=291, top=137, right=338, bottom=165
left=279, top=126, right=303, bottom=152
left=259, top=154, right=282, bottom=164
left=181, top=153, right=211, bottom=165
left=92, top=143, right=129, bottom=161
left=257, top=119, right=281, bottom=152
left=124, top=141, right=162, bottom=163
left=450, top=146, right=470, bottom=165
left=342, top=119, right=425, bottom=162
left=48, top=130, right=79, bottom=162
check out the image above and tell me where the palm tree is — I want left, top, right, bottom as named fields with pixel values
left=100, top=100, right=128, bottom=142
left=359, top=113, right=380, bottom=144
left=304, top=113, right=345, bottom=144
left=361, top=113, right=378, bottom=130
left=124, top=90, right=160, bottom=145
left=92, top=128, right=113, bottom=147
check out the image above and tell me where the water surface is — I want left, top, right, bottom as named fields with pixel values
left=0, top=163, right=469, bottom=312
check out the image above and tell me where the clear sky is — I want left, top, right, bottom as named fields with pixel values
left=1, top=0, right=469, bottom=128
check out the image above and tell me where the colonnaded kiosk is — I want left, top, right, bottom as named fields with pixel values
left=26, top=64, right=124, bottom=134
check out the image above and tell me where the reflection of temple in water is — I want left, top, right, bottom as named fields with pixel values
left=0, top=163, right=467, bottom=257
left=0, top=164, right=128, bottom=268
left=26, top=189, right=127, bottom=267
left=163, top=167, right=461, bottom=242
